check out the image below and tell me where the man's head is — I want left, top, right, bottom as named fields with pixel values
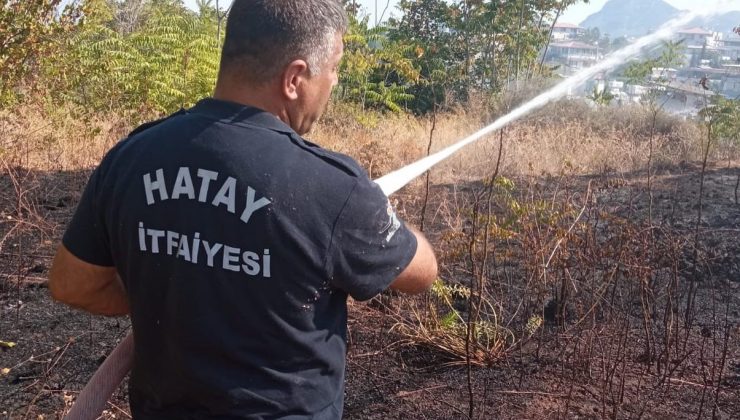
left=216, top=0, right=348, bottom=134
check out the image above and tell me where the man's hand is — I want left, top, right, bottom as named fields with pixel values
left=389, top=226, right=437, bottom=294
left=49, top=245, right=129, bottom=316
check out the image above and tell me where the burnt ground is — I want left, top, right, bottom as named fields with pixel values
left=1, top=162, right=739, bottom=419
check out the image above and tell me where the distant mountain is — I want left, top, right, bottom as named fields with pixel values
left=580, top=0, right=679, bottom=38
left=579, top=0, right=740, bottom=38
left=689, top=11, right=740, bottom=33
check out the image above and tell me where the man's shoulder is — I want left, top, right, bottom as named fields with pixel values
left=103, top=110, right=372, bottom=198
left=127, top=108, right=188, bottom=138
left=287, top=135, right=368, bottom=180
left=124, top=109, right=365, bottom=179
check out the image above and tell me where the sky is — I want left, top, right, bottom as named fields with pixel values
left=184, top=0, right=740, bottom=26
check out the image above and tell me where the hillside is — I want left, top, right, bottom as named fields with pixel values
left=580, top=0, right=740, bottom=37
left=580, top=0, right=679, bottom=37
left=690, top=10, right=740, bottom=32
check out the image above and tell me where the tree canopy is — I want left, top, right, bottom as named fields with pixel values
left=2, top=0, right=595, bottom=116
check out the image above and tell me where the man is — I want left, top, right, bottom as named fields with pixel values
left=49, top=0, right=437, bottom=418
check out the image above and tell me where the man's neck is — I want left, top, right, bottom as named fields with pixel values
left=212, top=82, right=290, bottom=125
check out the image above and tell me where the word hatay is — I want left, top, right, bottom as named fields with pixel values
left=143, top=167, right=271, bottom=224
left=139, top=167, right=272, bottom=277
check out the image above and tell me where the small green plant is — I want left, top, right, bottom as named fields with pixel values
left=588, top=86, right=615, bottom=106
left=392, top=278, right=512, bottom=366
left=699, top=96, right=740, bottom=148
left=525, top=315, right=543, bottom=336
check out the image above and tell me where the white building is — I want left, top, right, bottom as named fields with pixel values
left=656, top=80, right=717, bottom=116
left=651, top=67, right=679, bottom=81
left=551, top=22, right=585, bottom=41
left=684, top=65, right=740, bottom=98
left=546, top=41, right=599, bottom=73
left=676, top=27, right=715, bottom=48
left=677, top=28, right=722, bottom=68
left=716, top=32, right=740, bottom=63
left=718, top=65, right=740, bottom=97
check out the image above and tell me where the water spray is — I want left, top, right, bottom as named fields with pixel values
left=65, top=5, right=734, bottom=418
left=375, top=3, right=733, bottom=195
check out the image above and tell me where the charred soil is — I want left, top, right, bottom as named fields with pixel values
left=1, top=162, right=739, bottom=419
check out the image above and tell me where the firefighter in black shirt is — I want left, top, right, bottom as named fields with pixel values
left=49, top=1, right=437, bottom=418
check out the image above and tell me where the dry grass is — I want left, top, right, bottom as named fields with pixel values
left=314, top=99, right=710, bottom=188
left=0, top=104, right=129, bottom=171
left=1, top=98, right=717, bottom=182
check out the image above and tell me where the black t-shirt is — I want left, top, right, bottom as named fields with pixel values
left=63, top=98, right=417, bottom=419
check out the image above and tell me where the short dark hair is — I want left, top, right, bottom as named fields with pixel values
left=220, top=0, right=348, bottom=84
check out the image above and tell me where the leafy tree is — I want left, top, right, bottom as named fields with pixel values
left=387, top=0, right=590, bottom=113
left=623, top=40, right=685, bottom=85
left=339, top=14, right=419, bottom=112
left=700, top=96, right=740, bottom=147
left=579, top=27, right=600, bottom=44
left=51, top=0, right=220, bottom=114
left=10, top=0, right=596, bottom=118
left=611, top=36, right=629, bottom=52
left=467, top=0, right=586, bottom=84
left=387, top=0, right=463, bottom=113
left=0, top=0, right=80, bottom=104
left=131, top=5, right=220, bottom=111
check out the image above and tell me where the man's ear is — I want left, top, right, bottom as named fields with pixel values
left=281, top=59, right=310, bottom=101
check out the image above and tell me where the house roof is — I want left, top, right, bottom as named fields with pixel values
left=553, top=22, right=582, bottom=29
left=550, top=41, right=597, bottom=50
left=678, top=27, right=713, bottom=35
left=645, top=80, right=716, bottom=96
left=688, top=66, right=726, bottom=73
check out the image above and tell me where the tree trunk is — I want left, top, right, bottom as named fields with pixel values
left=514, top=0, right=526, bottom=82
left=538, top=3, right=564, bottom=76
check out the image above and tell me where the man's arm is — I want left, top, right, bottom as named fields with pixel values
left=48, top=244, right=129, bottom=316
left=389, top=225, right=437, bottom=294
